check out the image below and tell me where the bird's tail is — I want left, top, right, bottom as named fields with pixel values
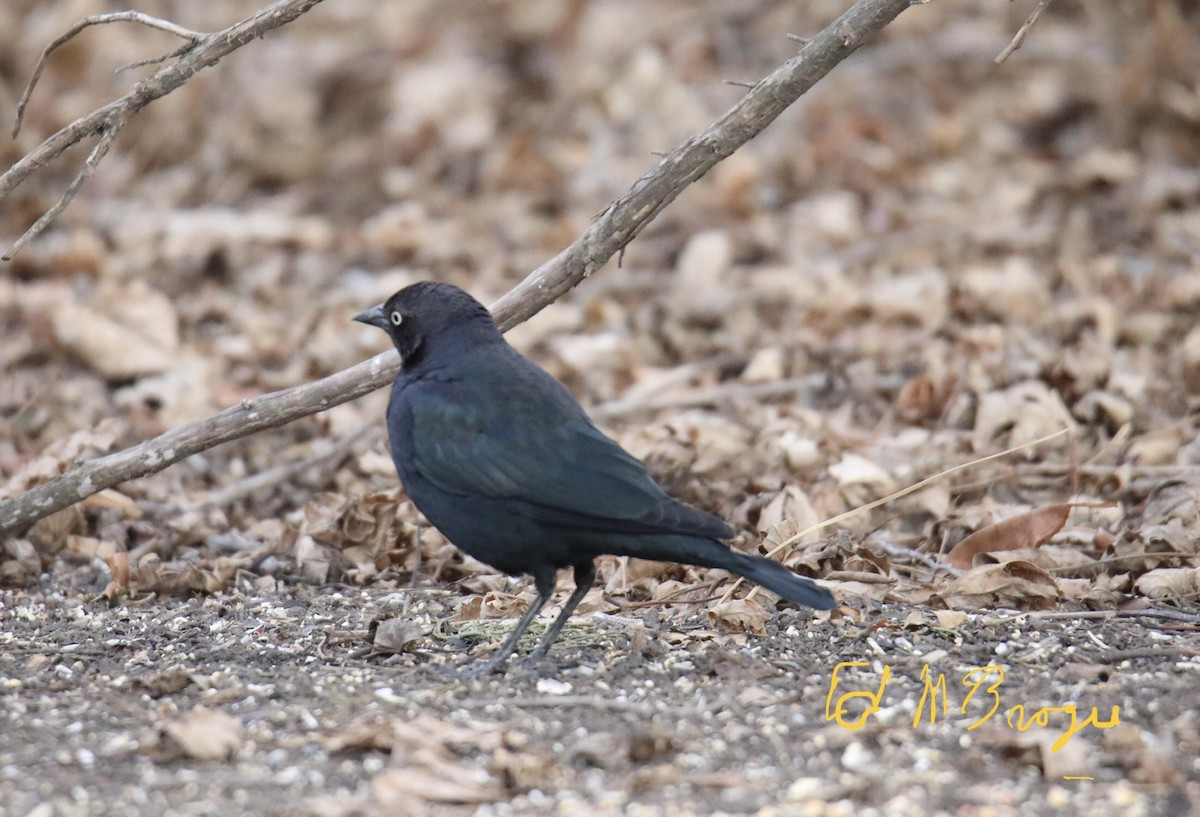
left=615, top=534, right=836, bottom=611
left=718, top=547, right=836, bottom=610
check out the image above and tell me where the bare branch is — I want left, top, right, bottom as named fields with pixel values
left=0, top=0, right=915, bottom=539
left=0, top=0, right=327, bottom=258
left=995, top=0, right=1056, bottom=64
left=117, top=42, right=206, bottom=74
left=2, top=124, right=120, bottom=261
left=13, top=12, right=207, bottom=137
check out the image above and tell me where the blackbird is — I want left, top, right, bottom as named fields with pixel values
left=355, top=282, right=834, bottom=673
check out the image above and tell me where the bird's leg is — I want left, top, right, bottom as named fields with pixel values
left=469, top=567, right=557, bottom=676
left=530, top=561, right=597, bottom=660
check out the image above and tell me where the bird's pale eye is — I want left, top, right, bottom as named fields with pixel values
left=390, top=311, right=403, bottom=326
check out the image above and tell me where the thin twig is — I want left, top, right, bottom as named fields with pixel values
left=4, top=124, right=120, bottom=260
left=985, top=608, right=1200, bottom=625
left=118, top=42, right=204, bottom=74
left=1098, top=646, right=1200, bottom=663
left=995, top=0, right=1056, bottom=64
left=1020, top=463, right=1200, bottom=477
left=13, top=11, right=206, bottom=137
left=824, top=570, right=895, bottom=584
left=623, top=588, right=727, bottom=609
left=0, top=0, right=916, bottom=538
left=1045, top=551, right=1195, bottom=575
left=870, top=535, right=952, bottom=576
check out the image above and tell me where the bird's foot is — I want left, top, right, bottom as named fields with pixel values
left=514, top=649, right=562, bottom=678
left=456, top=653, right=514, bottom=680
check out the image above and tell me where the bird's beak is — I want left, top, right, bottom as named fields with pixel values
left=353, top=304, right=388, bottom=330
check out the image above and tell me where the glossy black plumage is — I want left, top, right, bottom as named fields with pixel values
left=355, top=282, right=835, bottom=672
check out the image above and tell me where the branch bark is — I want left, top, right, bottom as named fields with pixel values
left=995, top=0, right=1056, bottom=64
left=0, top=0, right=916, bottom=539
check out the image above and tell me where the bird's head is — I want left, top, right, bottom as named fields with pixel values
left=354, top=281, right=499, bottom=363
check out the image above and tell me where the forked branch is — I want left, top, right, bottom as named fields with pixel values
left=1, top=0, right=327, bottom=260
left=12, top=11, right=206, bottom=137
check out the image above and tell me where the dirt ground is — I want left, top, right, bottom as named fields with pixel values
left=3, top=0, right=1200, bottom=814
left=2, top=567, right=1197, bottom=816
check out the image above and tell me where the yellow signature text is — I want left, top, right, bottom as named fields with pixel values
left=825, top=661, right=1120, bottom=751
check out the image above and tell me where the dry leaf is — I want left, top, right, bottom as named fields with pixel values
left=974, top=381, right=1074, bottom=450
left=944, top=505, right=1071, bottom=570
left=67, top=535, right=120, bottom=560
left=104, top=551, right=131, bottom=599
left=27, top=506, right=84, bottom=554
left=933, top=610, right=969, bottom=629
left=371, top=618, right=423, bottom=655
left=478, top=591, right=531, bottom=620
left=757, top=486, right=819, bottom=537
left=81, top=488, right=144, bottom=519
left=362, top=715, right=507, bottom=812
left=828, top=454, right=896, bottom=505
left=1, top=540, right=42, bottom=586
left=741, top=346, right=785, bottom=384
left=941, top=560, right=1059, bottom=610
left=295, top=492, right=403, bottom=582
left=706, top=598, right=770, bottom=634
left=959, top=258, right=1050, bottom=322
left=51, top=285, right=178, bottom=381
left=159, top=707, right=243, bottom=761
left=670, top=230, right=732, bottom=320
left=323, top=717, right=398, bottom=753
left=646, top=579, right=695, bottom=603
left=453, top=595, right=486, bottom=622
left=1133, top=568, right=1199, bottom=601
left=0, top=420, right=122, bottom=497
left=777, top=433, right=822, bottom=472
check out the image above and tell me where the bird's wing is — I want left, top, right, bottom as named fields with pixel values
left=403, top=375, right=732, bottom=539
